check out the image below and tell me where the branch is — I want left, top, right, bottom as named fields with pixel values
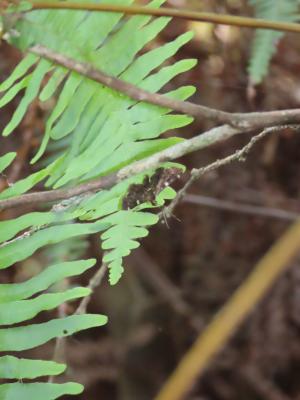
left=0, top=124, right=243, bottom=210
left=28, top=45, right=235, bottom=126
left=29, top=2, right=300, bottom=34
left=0, top=172, right=118, bottom=210
left=184, top=194, right=300, bottom=221
left=1, top=124, right=298, bottom=211
left=30, top=45, right=300, bottom=129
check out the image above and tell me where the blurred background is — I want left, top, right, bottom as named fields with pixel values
left=1, top=0, right=300, bottom=399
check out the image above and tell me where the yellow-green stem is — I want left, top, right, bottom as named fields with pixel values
left=29, top=2, right=300, bottom=34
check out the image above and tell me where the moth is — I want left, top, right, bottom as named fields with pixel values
left=122, top=167, right=182, bottom=210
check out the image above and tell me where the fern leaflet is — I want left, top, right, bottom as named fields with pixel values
left=248, top=0, right=299, bottom=84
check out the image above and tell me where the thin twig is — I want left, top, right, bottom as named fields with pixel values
left=155, top=220, right=300, bottom=400
left=75, top=263, right=108, bottom=315
left=48, top=301, right=68, bottom=378
left=50, top=262, right=108, bottom=377
left=30, top=45, right=300, bottom=129
left=184, top=194, right=300, bottom=221
left=164, top=126, right=295, bottom=218
left=29, top=2, right=300, bottom=34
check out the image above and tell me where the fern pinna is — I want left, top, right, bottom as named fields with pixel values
left=0, top=0, right=195, bottom=398
left=248, top=0, right=299, bottom=84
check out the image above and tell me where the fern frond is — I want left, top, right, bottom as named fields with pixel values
left=0, top=257, right=107, bottom=399
left=0, top=2, right=196, bottom=396
left=1, top=1, right=195, bottom=185
left=0, top=2, right=195, bottom=277
left=102, top=210, right=159, bottom=284
left=248, top=0, right=299, bottom=84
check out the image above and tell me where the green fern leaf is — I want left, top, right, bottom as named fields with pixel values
left=0, top=287, right=91, bottom=325
left=248, top=0, right=299, bottom=84
left=102, top=210, right=158, bottom=284
left=0, top=259, right=96, bottom=303
left=0, top=382, right=84, bottom=400
left=0, top=314, right=107, bottom=352
left=0, top=53, right=37, bottom=92
left=0, top=220, right=109, bottom=269
left=0, top=210, right=73, bottom=242
left=0, top=254, right=106, bottom=397
left=0, top=152, right=16, bottom=173
left=0, top=356, right=65, bottom=379
left=2, top=59, right=52, bottom=136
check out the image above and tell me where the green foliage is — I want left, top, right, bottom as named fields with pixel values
left=0, top=383, right=83, bottom=400
left=0, top=257, right=107, bottom=398
left=0, top=152, right=16, bottom=172
left=248, top=0, right=299, bottom=84
left=0, top=0, right=195, bottom=278
left=0, top=1, right=195, bottom=397
left=102, top=210, right=159, bottom=284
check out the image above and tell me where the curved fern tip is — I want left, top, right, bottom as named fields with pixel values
left=83, top=258, right=97, bottom=267
left=66, top=382, right=84, bottom=395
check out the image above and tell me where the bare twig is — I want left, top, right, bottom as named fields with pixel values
left=155, top=220, right=300, bottom=400
left=0, top=172, right=117, bottom=210
left=75, top=263, right=108, bottom=315
left=164, top=127, right=272, bottom=217
left=29, top=2, right=300, bottom=34
left=50, top=262, right=108, bottom=377
left=184, top=194, right=300, bottom=221
left=49, top=301, right=68, bottom=376
left=30, top=45, right=300, bottom=130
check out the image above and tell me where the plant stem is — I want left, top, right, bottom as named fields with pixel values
left=29, top=2, right=300, bottom=34
left=30, top=45, right=300, bottom=129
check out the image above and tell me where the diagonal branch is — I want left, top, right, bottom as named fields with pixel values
left=29, top=2, right=300, bottom=34
left=28, top=45, right=233, bottom=125
left=1, top=124, right=298, bottom=211
left=0, top=124, right=244, bottom=211
left=30, top=45, right=300, bottom=129
left=184, top=194, right=300, bottom=222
